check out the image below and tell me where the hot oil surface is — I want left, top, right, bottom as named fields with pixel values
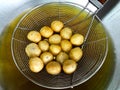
left=0, top=3, right=115, bottom=90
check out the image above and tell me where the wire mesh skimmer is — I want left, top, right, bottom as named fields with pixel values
left=11, top=0, right=108, bottom=89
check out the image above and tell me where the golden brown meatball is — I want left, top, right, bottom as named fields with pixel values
left=61, top=40, right=72, bottom=52
left=60, top=27, right=72, bottom=39
left=29, top=57, right=44, bottom=73
left=40, top=26, right=53, bottom=38
left=70, top=33, right=84, bottom=46
left=27, top=31, right=41, bottom=43
left=25, top=43, right=41, bottom=57
left=51, top=20, right=64, bottom=32
left=49, top=34, right=62, bottom=44
left=63, top=59, right=77, bottom=74
left=38, top=40, right=49, bottom=52
left=40, top=52, right=53, bottom=64
left=69, top=47, right=83, bottom=62
left=56, top=52, right=69, bottom=64
left=49, top=44, right=61, bottom=55
left=46, top=61, right=61, bottom=75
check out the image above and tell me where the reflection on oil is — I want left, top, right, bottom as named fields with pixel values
left=0, top=7, right=115, bottom=90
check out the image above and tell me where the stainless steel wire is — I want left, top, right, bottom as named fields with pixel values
left=11, top=1, right=108, bottom=89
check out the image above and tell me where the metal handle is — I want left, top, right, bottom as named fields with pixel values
left=89, top=0, right=108, bottom=9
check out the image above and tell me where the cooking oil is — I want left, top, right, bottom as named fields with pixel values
left=0, top=3, right=115, bottom=90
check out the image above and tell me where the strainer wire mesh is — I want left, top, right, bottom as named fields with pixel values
left=11, top=1, right=108, bottom=89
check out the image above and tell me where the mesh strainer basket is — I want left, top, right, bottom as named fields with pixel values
left=11, top=0, right=108, bottom=89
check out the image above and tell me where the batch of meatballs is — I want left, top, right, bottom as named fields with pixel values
left=25, top=20, right=84, bottom=75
